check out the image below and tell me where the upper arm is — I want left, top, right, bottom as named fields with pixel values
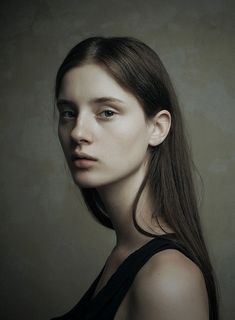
left=128, top=249, right=209, bottom=320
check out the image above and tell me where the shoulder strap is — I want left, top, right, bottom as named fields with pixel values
left=84, top=236, right=195, bottom=319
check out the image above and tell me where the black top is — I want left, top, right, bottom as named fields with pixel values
left=51, top=234, right=196, bottom=320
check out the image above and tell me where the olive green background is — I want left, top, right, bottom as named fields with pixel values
left=0, top=0, right=234, bottom=319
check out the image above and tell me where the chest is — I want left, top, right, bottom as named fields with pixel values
left=91, top=267, right=133, bottom=320
left=114, top=289, right=131, bottom=320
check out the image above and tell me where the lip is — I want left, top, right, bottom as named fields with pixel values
left=71, top=152, right=97, bottom=161
left=72, top=158, right=97, bottom=169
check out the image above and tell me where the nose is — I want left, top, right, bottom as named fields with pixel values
left=70, top=113, right=93, bottom=144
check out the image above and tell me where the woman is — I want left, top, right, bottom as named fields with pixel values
left=51, top=36, right=219, bottom=319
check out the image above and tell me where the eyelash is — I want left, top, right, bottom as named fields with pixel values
left=99, top=109, right=117, bottom=119
left=60, top=109, right=117, bottom=120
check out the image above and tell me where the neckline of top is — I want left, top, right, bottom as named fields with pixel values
left=89, top=233, right=176, bottom=303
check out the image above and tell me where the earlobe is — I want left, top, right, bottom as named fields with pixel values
left=148, top=110, right=171, bottom=147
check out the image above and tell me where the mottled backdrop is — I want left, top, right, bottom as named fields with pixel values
left=0, top=0, right=234, bottom=319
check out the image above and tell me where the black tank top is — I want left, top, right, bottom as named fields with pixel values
left=51, top=234, right=196, bottom=320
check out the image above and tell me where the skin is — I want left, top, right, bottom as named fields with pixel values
left=57, top=63, right=209, bottom=319
left=57, top=63, right=172, bottom=252
left=128, top=249, right=209, bottom=319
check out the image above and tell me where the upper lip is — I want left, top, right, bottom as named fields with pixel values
left=71, top=152, right=97, bottom=161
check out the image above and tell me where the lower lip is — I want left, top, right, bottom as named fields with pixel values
left=72, top=159, right=97, bottom=168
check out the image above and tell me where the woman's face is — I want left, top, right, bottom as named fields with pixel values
left=57, top=63, right=153, bottom=188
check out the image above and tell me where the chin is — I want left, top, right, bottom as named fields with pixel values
left=72, top=177, right=94, bottom=188
left=70, top=167, right=129, bottom=189
left=71, top=173, right=102, bottom=189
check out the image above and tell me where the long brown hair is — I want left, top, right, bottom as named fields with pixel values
left=54, top=36, right=219, bottom=319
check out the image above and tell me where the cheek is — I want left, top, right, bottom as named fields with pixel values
left=108, top=121, right=149, bottom=159
left=123, top=119, right=148, bottom=147
left=58, top=127, right=65, bottom=146
left=58, top=126, right=70, bottom=151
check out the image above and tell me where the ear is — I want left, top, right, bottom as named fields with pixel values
left=148, top=110, right=171, bottom=147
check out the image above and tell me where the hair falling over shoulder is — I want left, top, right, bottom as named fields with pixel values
left=54, top=36, right=220, bottom=319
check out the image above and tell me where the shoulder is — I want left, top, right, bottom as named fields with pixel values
left=128, top=249, right=209, bottom=320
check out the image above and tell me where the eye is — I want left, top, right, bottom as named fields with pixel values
left=60, top=110, right=75, bottom=119
left=99, top=109, right=116, bottom=119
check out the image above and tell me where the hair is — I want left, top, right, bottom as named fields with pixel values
left=53, top=36, right=219, bottom=319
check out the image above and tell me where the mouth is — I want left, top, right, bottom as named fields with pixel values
left=72, top=158, right=97, bottom=169
left=70, top=152, right=98, bottom=169
left=71, top=153, right=98, bottom=161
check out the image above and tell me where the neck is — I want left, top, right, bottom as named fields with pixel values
left=96, top=164, right=169, bottom=252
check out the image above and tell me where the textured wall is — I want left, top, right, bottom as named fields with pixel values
left=1, top=0, right=234, bottom=319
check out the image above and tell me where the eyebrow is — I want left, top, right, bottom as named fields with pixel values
left=56, top=96, right=124, bottom=108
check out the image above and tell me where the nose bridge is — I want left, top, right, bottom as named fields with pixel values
left=71, top=109, right=92, bottom=141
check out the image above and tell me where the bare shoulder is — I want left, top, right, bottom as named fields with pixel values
left=128, top=249, right=209, bottom=320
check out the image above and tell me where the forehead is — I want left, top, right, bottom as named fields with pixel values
left=58, top=63, right=139, bottom=106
